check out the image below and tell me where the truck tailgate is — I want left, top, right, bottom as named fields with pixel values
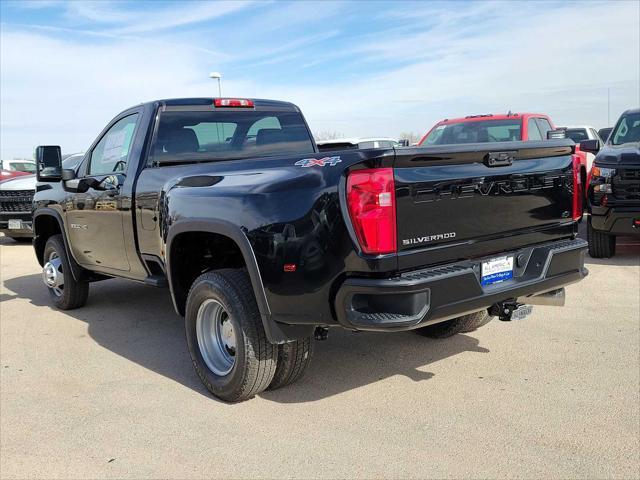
left=393, top=141, right=578, bottom=270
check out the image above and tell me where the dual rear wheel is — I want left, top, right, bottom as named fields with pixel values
left=185, top=269, right=313, bottom=402
left=414, top=310, right=493, bottom=338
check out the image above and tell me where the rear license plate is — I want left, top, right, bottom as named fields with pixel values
left=481, top=256, right=514, bottom=286
left=511, top=304, right=533, bottom=320
left=8, top=220, right=22, bottom=229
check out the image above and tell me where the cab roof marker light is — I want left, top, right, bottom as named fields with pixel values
left=214, top=98, right=254, bottom=108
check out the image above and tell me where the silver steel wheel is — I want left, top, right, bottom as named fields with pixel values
left=196, top=299, right=237, bottom=376
left=42, top=251, right=64, bottom=297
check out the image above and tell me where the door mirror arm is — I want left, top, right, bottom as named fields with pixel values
left=63, top=174, right=124, bottom=193
left=61, top=169, right=76, bottom=181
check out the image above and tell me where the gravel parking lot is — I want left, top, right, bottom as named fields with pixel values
left=1, top=227, right=639, bottom=479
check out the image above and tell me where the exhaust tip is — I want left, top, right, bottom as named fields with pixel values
left=517, top=288, right=565, bottom=307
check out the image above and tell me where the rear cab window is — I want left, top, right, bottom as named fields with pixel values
left=565, top=129, right=589, bottom=143
left=150, top=108, right=315, bottom=165
left=422, top=119, right=522, bottom=145
left=9, top=162, right=36, bottom=173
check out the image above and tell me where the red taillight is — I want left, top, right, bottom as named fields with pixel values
left=213, top=98, right=254, bottom=108
left=572, top=154, right=583, bottom=221
left=346, top=168, right=397, bottom=254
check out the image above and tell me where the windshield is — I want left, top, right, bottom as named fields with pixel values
left=62, top=154, right=84, bottom=170
left=565, top=128, right=589, bottom=143
left=152, top=110, right=315, bottom=164
left=612, top=112, right=640, bottom=145
left=422, top=119, right=522, bottom=145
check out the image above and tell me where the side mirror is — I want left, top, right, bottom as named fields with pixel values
left=35, top=145, right=62, bottom=182
left=547, top=129, right=566, bottom=140
left=579, top=139, right=601, bottom=154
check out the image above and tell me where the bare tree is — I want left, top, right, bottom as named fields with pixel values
left=314, top=130, right=344, bottom=141
left=398, top=131, right=422, bottom=144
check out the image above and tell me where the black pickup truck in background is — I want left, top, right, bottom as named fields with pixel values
left=581, top=108, right=640, bottom=258
left=32, top=97, right=588, bottom=402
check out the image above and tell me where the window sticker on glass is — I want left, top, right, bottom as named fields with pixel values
left=102, top=130, right=127, bottom=163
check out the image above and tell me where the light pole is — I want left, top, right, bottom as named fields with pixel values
left=607, top=87, right=610, bottom=126
left=209, top=72, right=222, bottom=97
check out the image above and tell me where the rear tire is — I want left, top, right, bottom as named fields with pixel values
left=414, top=311, right=492, bottom=339
left=588, top=217, right=615, bottom=258
left=185, top=269, right=277, bottom=402
left=42, top=234, right=89, bottom=310
left=268, top=337, right=314, bottom=390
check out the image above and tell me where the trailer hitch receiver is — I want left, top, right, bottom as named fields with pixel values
left=489, top=300, right=533, bottom=321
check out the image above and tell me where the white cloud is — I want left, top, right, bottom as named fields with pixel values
left=65, top=1, right=255, bottom=34
left=0, top=1, right=638, bottom=159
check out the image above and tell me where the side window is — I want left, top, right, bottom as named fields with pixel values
left=89, top=114, right=139, bottom=175
left=527, top=118, right=543, bottom=140
left=535, top=118, right=552, bottom=139
left=358, top=141, right=376, bottom=149
left=590, top=128, right=600, bottom=141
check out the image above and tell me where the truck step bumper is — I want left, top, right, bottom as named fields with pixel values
left=334, top=237, right=588, bottom=331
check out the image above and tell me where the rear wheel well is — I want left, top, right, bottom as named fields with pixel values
left=33, top=215, right=62, bottom=266
left=169, top=232, right=246, bottom=315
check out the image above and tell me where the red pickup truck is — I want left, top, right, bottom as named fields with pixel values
left=419, top=113, right=589, bottom=212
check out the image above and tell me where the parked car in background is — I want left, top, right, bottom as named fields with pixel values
left=418, top=113, right=558, bottom=145
left=1, top=159, right=36, bottom=174
left=316, top=137, right=399, bottom=152
left=419, top=112, right=589, bottom=213
left=581, top=108, right=640, bottom=257
left=0, top=159, right=37, bottom=182
left=560, top=125, right=602, bottom=171
left=0, top=153, right=84, bottom=241
left=598, top=127, right=613, bottom=142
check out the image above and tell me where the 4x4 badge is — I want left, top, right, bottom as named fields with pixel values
left=295, top=156, right=341, bottom=168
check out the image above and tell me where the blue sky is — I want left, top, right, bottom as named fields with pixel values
left=1, top=0, right=639, bottom=159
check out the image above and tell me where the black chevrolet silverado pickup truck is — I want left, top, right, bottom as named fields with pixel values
left=581, top=108, right=640, bottom=258
left=32, top=97, right=588, bottom=401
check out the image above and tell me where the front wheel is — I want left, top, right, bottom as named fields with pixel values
left=42, top=235, right=89, bottom=310
left=185, top=269, right=277, bottom=402
left=587, top=218, right=615, bottom=258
